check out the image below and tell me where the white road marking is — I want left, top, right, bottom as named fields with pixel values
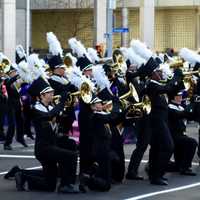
left=0, top=166, right=42, bottom=175
left=0, top=155, right=35, bottom=158
left=0, top=156, right=198, bottom=166
left=124, top=182, right=200, bottom=200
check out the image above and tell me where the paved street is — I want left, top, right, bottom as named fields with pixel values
left=0, top=123, right=200, bottom=200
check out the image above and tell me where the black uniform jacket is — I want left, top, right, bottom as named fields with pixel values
left=168, top=103, right=194, bottom=139
left=48, top=74, right=77, bottom=96
left=32, top=101, right=64, bottom=158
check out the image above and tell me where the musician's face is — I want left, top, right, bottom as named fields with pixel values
left=54, top=67, right=65, bottom=76
left=83, top=69, right=93, bottom=78
left=41, top=91, right=54, bottom=104
left=95, top=103, right=103, bottom=111
left=152, top=70, right=163, bottom=81
left=174, top=95, right=182, bottom=105
left=91, top=102, right=103, bottom=111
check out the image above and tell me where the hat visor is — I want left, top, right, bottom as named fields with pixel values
left=40, top=86, right=54, bottom=94
left=82, top=64, right=93, bottom=71
left=90, top=97, right=102, bottom=104
left=55, top=64, right=66, bottom=69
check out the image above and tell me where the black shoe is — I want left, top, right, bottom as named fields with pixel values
left=79, top=173, right=90, bottom=193
left=0, top=135, right=5, bottom=143
left=150, top=178, right=168, bottom=186
left=180, top=169, right=196, bottom=176
left=17, top=140, right=28, bottom=148
left=161, top=176, right=168, bottom=181
left=126, top=172, right=144, bottom=180
left=90, top=162, right=99, bottom=176
left=57, top=184, right=79, bottom=194
left=15, top=172, right=26, bottom=191
left=4, top=144, right=12, bottom=150
left=26, top=134, right=35, bottom=140
left=4, top=165, right=21, bottom=179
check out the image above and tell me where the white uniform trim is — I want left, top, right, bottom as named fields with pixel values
left=168, top=103, right=184, bottom=111
left=50, top=74, right=69, bottom=85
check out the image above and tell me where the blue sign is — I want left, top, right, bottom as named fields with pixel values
left=113, top=27, right=129, bottom=33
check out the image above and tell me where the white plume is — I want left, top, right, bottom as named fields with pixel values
left=130, top=39, right=153, bottom=61
left=68, top=38, right=87, bottom=58
left=120, top=47, right=129, bottom=61
left=17, top=60, right=33, bottom=83
left=159, top=63, right=173, bottom=80
left=69, top=66, right=95, bottom=91
left=0, top=52, right=11, bottom=64
left=16, top=45, right=26, bottom=59
left=92, top=65, right=110, bottom=91
left=127, top=48, right=146, bottom=68
left=46, top=32, right=63, bottom=56
left=179, top=48, right=200, bottom=65
left=65, top=52, right=77, bottom=67
left=27, top=54, right=48, bottom=80
left=87, top=48, right=99, bottom=64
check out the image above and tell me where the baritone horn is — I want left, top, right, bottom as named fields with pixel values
left=53, top=82, right=93, bottom=106
left=182, top=69, right=200, bottom=96
left=126, top=95, right=151, bottom=119
left=103, top=83, right=139, bottom=107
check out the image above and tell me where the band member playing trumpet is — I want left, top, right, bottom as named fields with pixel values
left=79, top=94, right=125, bottom=192
left=145, top=58, right=185, bottom=185
left=48, top=55, right=77, bottom=135
left=14, top=77, right=79, bottom=193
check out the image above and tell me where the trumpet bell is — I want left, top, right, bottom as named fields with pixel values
left=142, top=95, right=151, bottom=114
left=81, top=93, right=92, bottom=104
left=126, top=95, right=151, bottom=119
left=80, top=82, right=93, bottom=104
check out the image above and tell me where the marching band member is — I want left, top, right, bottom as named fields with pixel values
left=14, top=77, right=79, bottom=193
left=4, top=65, right=27, bottom=150
left=144, top=58, right=185, bottom=185
left=79, top=94, right=124, bottom=192
left=168, top=91, right=197, bottom=176
left=47, top=33, right=77, bottom=135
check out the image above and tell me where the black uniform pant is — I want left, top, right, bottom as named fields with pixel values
left=0, top=102, right=6, bottom=139
left=174, top=135, right=197, bottom=170
left=86, top=140, right=111, bottom=192
left=127, top=116, right=151, bottom=174
left=88, top=151, right=111, bottom=192
left=5, top=103, right=24, bottom=146
left=149, top=118, right=174, bottom=180
left=24, top=139, right=77, bottom=191
left=78, top=113, right=94, bottom=175
left=23, top=105, right=32, bottom=137
left=110, top=127, right=125, bottom=182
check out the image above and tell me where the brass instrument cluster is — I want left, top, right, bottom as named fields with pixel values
left=0, top=58, right=11, bottom=74
left=53, top=82, right=92, bottom=107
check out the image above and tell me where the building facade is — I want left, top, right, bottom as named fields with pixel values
left=1, top=0, right=200, bottom=60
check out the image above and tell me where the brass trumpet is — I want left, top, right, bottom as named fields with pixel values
left=183, top=68, right=200, bottom=76
left=53, top=90, right=80, bottom=107
left=126, top=95, right=151, bottom=119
